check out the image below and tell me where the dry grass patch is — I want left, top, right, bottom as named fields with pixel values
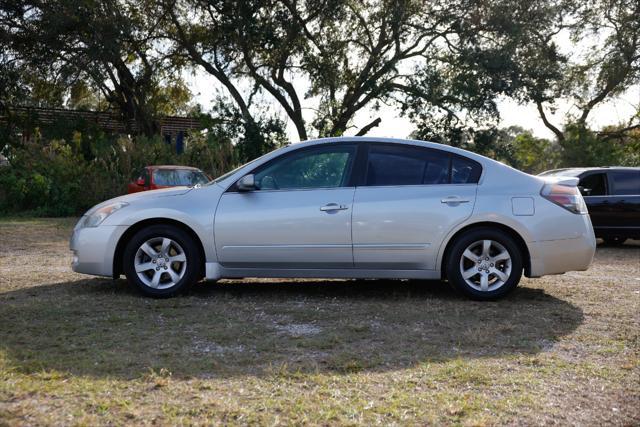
left=0, top=218, right=638, bottom=425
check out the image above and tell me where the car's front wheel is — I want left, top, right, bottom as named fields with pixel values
left=446, top=228, right=523, bottom=300
left=123, top=225, right=202, bottom=297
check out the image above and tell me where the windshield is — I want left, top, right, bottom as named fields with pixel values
left=210, top=146, right=289, bottom=184
left=153, top=169, right=210, bottom=186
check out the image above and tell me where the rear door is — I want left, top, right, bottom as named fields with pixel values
left=606, top=169, right=640, bottom=235
left=352, top=143, right=480, bottom=270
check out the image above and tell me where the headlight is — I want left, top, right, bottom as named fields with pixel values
left=82, top=202, right=129, bottom=228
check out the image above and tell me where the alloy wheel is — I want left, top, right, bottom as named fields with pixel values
left=458, top=239, right=512, bottom=292
left=134, top=237, right=187, bottom=289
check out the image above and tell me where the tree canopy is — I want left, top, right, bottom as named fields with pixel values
left=1, top=0, right=639, bottom=154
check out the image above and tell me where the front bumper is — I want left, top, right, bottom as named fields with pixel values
left=528, top=215, right=597, bottom=277
left=70, top=224, right=128, bottom=277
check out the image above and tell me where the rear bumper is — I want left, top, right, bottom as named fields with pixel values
left=70, top=224, right=128, bottom=277
left=528, top=217, right=596, bottom=277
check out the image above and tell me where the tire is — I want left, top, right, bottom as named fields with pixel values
left=123, top=224, right=202, bottom=297
left=445, top=227, right=523, bottom=300
left=602, top=236, right=627, bottom=246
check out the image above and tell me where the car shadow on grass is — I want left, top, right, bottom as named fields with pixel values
left=0, top=278, right=583, bottom=379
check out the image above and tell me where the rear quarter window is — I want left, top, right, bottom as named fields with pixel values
left=451, top=156, right=482, bottom=184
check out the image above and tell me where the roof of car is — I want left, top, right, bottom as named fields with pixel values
left=292, top=136, right=487, bottom=161
left=147, top=165, right=202, bottom=170
left=301, top=136, right=438, bottom=146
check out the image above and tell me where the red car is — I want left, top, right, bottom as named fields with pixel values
left=127, top=165, right=210, bottom=194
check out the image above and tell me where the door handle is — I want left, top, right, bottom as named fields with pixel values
left=320, top=203, right=349, bottom=211
left=441, top=196, right=471, bottom=204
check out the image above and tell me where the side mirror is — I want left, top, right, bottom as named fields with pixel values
left=237, top=174, right=256, bottom=191
left=136, top=178, right=145, bottom=186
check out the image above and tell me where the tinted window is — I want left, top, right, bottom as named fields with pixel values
left=153, top=169, right=209, bottom=186
left=579, top=173, right=607, bottom=196
left=452, top=156, right=482, bottom=184
left=609, top=171, right=640, bottom=195
left=366, top=145, right=450, bottom=186
left=254, top=145, right=356, bottom=190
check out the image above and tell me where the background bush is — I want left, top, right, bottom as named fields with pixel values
left=1, top=120, right=638, bottom=217
left=0, top=129, right=239, bottom=217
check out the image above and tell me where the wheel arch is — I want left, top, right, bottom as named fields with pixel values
left=439, top=221, right=532, bottom=279
left=112, top=218, right=207, bottom=279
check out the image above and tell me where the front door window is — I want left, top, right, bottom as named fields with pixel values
left=253, top=146, right=356, bottom=190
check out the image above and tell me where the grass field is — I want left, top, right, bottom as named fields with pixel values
left=0, top=218, right=638, bottom=425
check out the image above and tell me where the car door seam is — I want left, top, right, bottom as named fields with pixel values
left=350, top=186, right=357, bottom=267
left=211, top=191, right=225, bottom=263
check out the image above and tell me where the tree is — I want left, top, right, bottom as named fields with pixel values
left=509, top=0, right=640, bottom=141
left=167, top=0, right=518, bottom=142
left=0, top=0, right=193, bottom=136
left=411, top=124, right=518, bottom=166
left=406, top=0, right=639, bottom=166
left=403, top=0, right=569, bottom=140
left=511, top=131, right=558, bottom=174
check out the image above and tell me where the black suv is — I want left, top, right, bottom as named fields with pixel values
left=539, top=167, right=640, bottom=245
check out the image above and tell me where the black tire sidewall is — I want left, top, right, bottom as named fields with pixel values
left=602, top=237, right=627, bottom=246
left=446, top=228, right=523, bottom=300
left=123, top=225, right=201, bottom=297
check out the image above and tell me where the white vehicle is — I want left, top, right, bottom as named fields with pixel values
left=70, top=137, right=596, bottom=299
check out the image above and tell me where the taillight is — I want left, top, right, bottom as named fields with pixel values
left=541, top=183, right=588, bottom=214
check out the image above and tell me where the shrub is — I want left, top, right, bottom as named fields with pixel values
left=0, top=132, right=239, bottom=217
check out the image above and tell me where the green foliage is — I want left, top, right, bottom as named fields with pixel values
left=619, top=139, right=640, bottom=166
left=1, top=0, right=195, bottom=135
left=413, top=121, right=637, bottom=174
left=0, top=129, right=242, bottom=217
left=2, top=0, right=638, bottom=217
left=512, top=132, right=559, bottom=174
left=558, top=125, right=625, bottom=168
left=411, top=124, right=517, bottom=167
left=0, top=139, right=89, bottom=216
left=205, top=97, right=288, bottom=164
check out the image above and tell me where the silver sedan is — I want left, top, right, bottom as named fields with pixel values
left=70, top=137, right=596, bottom=299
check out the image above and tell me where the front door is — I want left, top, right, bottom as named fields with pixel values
left=578, top=172, right=610, bottom=232
left=214, top=144, right=358, bottom=269
left=352, top=143, right=480, bottom=270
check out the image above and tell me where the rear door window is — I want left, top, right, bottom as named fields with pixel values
left=579, top=173, right=607, bottom=196
left=609, top=170, right=640, bottom=195
left=366, top=145, right=449, bottom=186
left=364, top=144, right=481, bottom=186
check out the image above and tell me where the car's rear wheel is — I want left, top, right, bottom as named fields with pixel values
left=446, top=228, right=523, bottom=300
left=602, top=236, right=627, bottom=246
left=123, top=225, right=202, bottom=297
